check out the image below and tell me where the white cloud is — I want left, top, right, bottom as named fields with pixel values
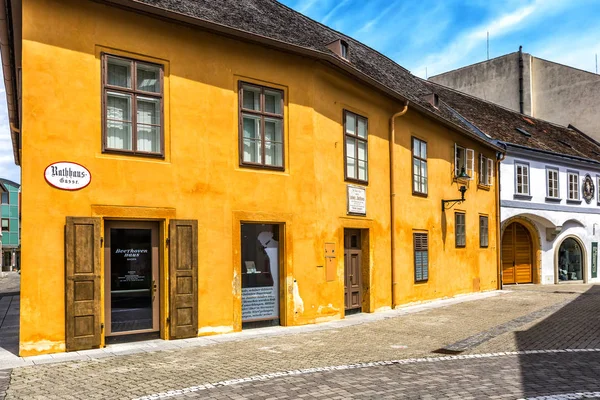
left=409, top=0, right=570, bottom=77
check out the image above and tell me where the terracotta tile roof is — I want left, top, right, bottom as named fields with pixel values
left=423, top=81, right=600, bottom=163
left=115, top=0, right=499, bottom=150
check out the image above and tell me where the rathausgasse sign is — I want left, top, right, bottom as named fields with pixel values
left=44, top=162, right=91, bottom=191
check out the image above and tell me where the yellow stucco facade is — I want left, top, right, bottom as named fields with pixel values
left=18, top=0, right=499, bottom=356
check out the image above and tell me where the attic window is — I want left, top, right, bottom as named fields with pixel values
left=341, top=41, right=348, bottom=59
left=516, top=128, right=531, bottom=137
left=558, top=139, right=573, bottom=148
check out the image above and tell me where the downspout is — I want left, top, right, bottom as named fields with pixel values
left=518, top=46, right=524, bottom=114
left=390, top=102, right=409, bottom=309
left=495, top=148, right=506, bottom=290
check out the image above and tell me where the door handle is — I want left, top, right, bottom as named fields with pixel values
left=152, top=280, right=157, bottom=302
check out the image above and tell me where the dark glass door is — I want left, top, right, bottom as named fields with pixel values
left=105, top=221, right=159, bottom=336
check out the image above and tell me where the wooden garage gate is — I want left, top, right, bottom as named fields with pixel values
left=501, top=222, right=533, bottom=284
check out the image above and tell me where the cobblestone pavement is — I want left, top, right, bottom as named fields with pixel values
left=4, top=284, right=600, bottom=399
left=0, top=273, right=19, bottom=295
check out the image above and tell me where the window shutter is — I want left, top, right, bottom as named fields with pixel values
left=65, top=217, right=102, bottom=352
left=487, top=158, right=494, bottom=186
left=454, top=143, right=458, bottom=176
left=169, top=219, right=199, bottom=339
left=466, top=148, right=475, bottom=179
left=414, top=233, right=429, bottom=282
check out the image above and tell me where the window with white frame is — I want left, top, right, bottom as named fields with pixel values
left=568, top=171, right=580, bottom=200
left=479, top=154, right=493, bottom=186
left=515, top=162, right=529, bottom=195
left=547, top=168, right=559, bottom=199
left=412, top=137, right=427, bottom=195
left=455, top=145, right=474, bottom=179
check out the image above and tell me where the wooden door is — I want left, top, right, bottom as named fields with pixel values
left=344, top=229, right=362, bottom=311
left=501, top=222, right=532, bottom=284
left=169, top=220, right=198, bottom=339
left=65, top=217, right=102, bottom=351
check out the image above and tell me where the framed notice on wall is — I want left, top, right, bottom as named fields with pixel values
left=347, top=185, right=366, bottom=215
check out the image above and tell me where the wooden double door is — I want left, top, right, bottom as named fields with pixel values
left=344, top=229, right=362, bottom=312
left=65, top=217, right=198, bottom=352
left=502, top=222, right=533, bottom=284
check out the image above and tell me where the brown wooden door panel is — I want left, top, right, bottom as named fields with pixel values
left=344, top=228, right=362, bottom=312
left=169, top=220, right=198, bottom=339
left=501, top=222, right=533, bottom=285
left=65, top=217, right=102, bottom=352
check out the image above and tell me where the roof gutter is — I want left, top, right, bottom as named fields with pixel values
left=506, top=142, right=600, bottom=166
left=93, top=0, right=503, bottom=153
left=0, top=0, right=19, bottom=165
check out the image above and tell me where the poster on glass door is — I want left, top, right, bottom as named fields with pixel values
left=241, top=224, right=280, bottom=322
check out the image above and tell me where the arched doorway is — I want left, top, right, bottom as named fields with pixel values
left=557, top=237, right=584, bottom=282
left=502, top=222, right=533, bottom=284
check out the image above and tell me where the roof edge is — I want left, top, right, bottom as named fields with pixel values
left=92, top=0, right=504, bottom=152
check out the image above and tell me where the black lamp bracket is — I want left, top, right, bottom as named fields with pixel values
left=441, top=186, right=467, bottom=211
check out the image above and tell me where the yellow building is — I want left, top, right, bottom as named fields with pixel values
left=0, top=0, right=503, bottom=356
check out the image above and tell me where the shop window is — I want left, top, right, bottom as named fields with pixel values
left=515, top=162, right=530, bottom=195
left=239, top=82, right=284, bottom=169
left=455, top=212, right=466, bottom=248
left=479, top=154, right=493, bottom=186
left=454, top=144, right=474, bottom=179
left=412, top=137, right=427, bottom=195
left=547, top=168, right=559, bottom=199
left=414, top=232, right=428, bottom=282
left=344, top=110, right=368, bottom=183
left=102, top=54, right=163, bottom=156
left=558, top=238, right=583, bottom=281
left=1, top=192, right=8, bottom=204
left=1, top=218, right=9, bottom=231
left=479, top=215, right=489, bottom=248
left=241, top=223, right=281, bottom=324
left=568, top=171, right=579, bottom=200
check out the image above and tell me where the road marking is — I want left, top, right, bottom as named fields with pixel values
left=133, top=348, right=600, bottom=400
left=522, top=392, right=600, bottom=399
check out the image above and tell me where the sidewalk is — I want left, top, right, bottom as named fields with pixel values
left=1, top=289, right=505, bottom=370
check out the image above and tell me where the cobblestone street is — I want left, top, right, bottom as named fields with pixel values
left=2, top=284, right=600, bottom=399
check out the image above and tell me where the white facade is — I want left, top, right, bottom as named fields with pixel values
left=500, top=146, right=600, bottom=284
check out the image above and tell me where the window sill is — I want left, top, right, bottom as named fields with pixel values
left=477, top=184, right=491, bottom=191
left=545, top=197, right=562, bottom=203
left=414, top=280, right=428, bottom=284
left=513, top=194, right=532, bottom=200
left=240, top=163, right=285, bottom=172
left=103, top=149, right=164, bottom=159
left=345, top=178, right=369, bottom=186
left=412, top=191, right=428, bottom=198
left=566, top=199, right=582, bottom=205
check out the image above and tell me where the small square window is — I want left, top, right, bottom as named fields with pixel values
left=1, top=219, right=9, bottom=232
left=1, top=192, right=8, bottom=204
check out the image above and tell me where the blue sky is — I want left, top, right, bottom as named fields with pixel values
left=1, top=0, right=600, bottom=184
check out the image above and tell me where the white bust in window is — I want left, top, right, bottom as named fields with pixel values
left=257, top=231, right=278, bottom=286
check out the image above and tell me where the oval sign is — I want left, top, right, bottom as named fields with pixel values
left=44, top=162, right=91, bottom=191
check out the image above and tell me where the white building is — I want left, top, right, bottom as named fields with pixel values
left=425, top=81, right=600, bottom=285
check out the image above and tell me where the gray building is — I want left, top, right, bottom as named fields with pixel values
left=429, top=48, right=600, bottom=141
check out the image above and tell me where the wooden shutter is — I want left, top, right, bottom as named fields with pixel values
left=65, top=217, right=102, bottom=351
left=414, top=233, right=429, bottom=282
left=487, top=158, right=494, bottom=186
left=466, top=148, right=475, bottom=179
left=169, top=219, right=198, bottom=339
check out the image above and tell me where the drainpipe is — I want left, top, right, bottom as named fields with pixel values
left=390, top=102, right=409, bottom=309
left=496, top=148, right=506, bottom=290
left=518, top=46, right=524, bottom=114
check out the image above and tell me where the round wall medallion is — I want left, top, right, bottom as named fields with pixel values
left=583, top=174, right=594, bottom=203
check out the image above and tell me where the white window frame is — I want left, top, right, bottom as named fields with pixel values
left=515, top=162, right=530, bottom=195
left=455, top=144, right=474, bottom=180
left=546, top=167, right=560, bottom=199
left=479, top=154, right=494, bottom=186
left=568, top=171, right=580, bottom=201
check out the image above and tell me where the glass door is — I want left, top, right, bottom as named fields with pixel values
left=104, top=221, right=159, bottom=336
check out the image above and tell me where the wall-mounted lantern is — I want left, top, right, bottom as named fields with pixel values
left=442, top=167, right=470, bottom=211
